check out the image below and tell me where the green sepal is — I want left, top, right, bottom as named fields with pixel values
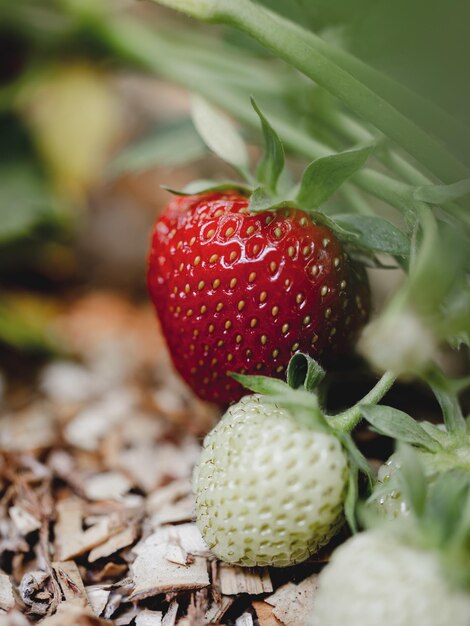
left=229, top=372, right=291, bottom=396
left=247, top=186, right=296, bottom=213
left=337, top=432, right=374, bottom=533
left=251, top=98, right=285, bottom=194
left=334, top=429, right=375, bottom=534
left=230, top=372, right=329, bottom=432
left=413, top=178, right=470, bottom=204
left=162, top=180, right=253, bottom=196
left=360, top=405, right=443, bottom=453
left=309, top=211, right=410, bottom=258
left=332, top=214, right=410, bottom=257
left=344, top=462, right=359, bottom=534
left=425, top=471, right=470, bottom=545
left=286, top=352, right=326, bottom=392
left=425, top=367, right=468, bottom=435
left=336, top=432, right=374, bottom=489
left=296, top=144, right=374, bottom=211
left=394, top=442, right=428, bottom=518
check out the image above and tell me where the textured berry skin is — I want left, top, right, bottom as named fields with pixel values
left=193, top=395, right=349, bottom=567
left=311, top=530, right=470, bottom=626
left=147, top=191, right=370, bottom=403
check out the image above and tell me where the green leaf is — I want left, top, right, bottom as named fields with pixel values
left=309, top=211, right=360, bottom=242
left=191, top=94, right=249, bottom=173
left=251, top=97, right=284, bottom=193
left=426, top=368, right=467, bottom=435
left=406, top=212, right=466, bottom=317
left=426, top=471, right=470, bottom=544
left=360, top=405, right=442, bottom=452
left=332, top=214, right=410, bottom=257
left=229, top=372, right=290, bottom=395
left=337, top=431, right=373, bottom=484
left=231, top=372, right=330, bottom=431
left=413, top=178, right=470, bottom=204
left=162, top=180, right=252, bottom=196
left=344, top=463, right=359, bottom=533
left=286, top=352, right=325, bottom=392
left=247, top=186, right=294, bottom=213
left=108, top=118, right=207, bottom=177
left=0, top=162, right=62, bottom=244
left=395, top=442, right=428, bottom=518
left=296, top=145, right=373, bottom=210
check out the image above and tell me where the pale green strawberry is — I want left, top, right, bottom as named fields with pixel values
left=311, top=529, right=470, bottom=626
left=193, top=394, right=349, bottom=567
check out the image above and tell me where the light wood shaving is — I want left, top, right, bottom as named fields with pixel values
left=217, top=563, right=273, bottom=596
left=265, top=574, right=319, bottom=626
left=0, top=293, right=333, bottom=625
left=0, top=572, right=15, bottom=612
left=86, top=586, right=111, bottom=616
left=88, top=525, right=139, bottom=563
left=204, top=596, right=234, bottom=624
left=130, top=543, right=209, bottom=601
left=135, top=609, right=163, bottom=625
left=52, top=561, right=89, bottom=606
left=162, top=600, right=179, bottom=626
left=252, top=601, right=284, bottom=626
left=9, top=506, right=41, bottom=535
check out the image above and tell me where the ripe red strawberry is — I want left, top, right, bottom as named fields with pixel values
left=147, top=191, right=370, bottom=403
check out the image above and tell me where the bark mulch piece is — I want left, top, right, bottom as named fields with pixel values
left=0, top=292, right=329, bottom=625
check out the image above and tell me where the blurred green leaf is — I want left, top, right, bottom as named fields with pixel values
left=191, top=94, right=250, bottom=174
left=413, top=179, right=470, bottom=204
left=251, top=98, right=284, bottom=193
left=108, top=118, right=207, bottom=177
left=0, top=296, right=59, bottom=354
left=332, top=214, right=410, bottom=257
left=0, top=161, right=62, bottom=243
left=361, top=405, right=442, bottom=452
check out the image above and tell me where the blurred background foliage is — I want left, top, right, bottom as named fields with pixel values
left=0, top=0, right=469, bottom=367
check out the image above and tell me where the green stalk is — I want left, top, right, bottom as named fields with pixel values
left=148, top=0, right=469, bottom=183
left=101, top=17, right=417, bottom=217
left=328, top=370, right=397, bottom=433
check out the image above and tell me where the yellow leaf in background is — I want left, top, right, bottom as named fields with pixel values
left=20, top=64, right=121, bottom=200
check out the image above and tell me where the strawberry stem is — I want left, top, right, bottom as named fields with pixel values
left=102, top=17, right=420, bottom=217
left=149, top=0, right=469, bottom=182
left=328, top=370, right=397, bottom=433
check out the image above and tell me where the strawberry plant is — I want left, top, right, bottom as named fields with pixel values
left=313, top=452, right=470, bottom=626
left=363, top=370, right=470, bottom=517
left=192, top=354, right=395, bottom=566
left=2, top=0, right=469, bottom=620
left=137, top=0, right=470, bottom=579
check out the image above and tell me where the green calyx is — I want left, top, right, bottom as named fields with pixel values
left=232, top=353, right=397, bottom=533
left=164, top=95, right=411, bottom=265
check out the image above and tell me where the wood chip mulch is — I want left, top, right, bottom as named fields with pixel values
left=0, top=292, right=334, bottom=626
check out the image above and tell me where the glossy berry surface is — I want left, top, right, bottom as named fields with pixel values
left=147, top=191, right=370, bottom=403
left=193, top=395, right=349, bottom=567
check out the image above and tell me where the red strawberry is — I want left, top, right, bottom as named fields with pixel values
left=147, top=191, right=370, bottom=404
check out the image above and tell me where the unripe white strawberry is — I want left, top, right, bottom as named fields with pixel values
left=311, top=530, right=470, bottom=626
left=371, top=422, right=470, bottom=519
left=193, top=394, right=349, bottom=567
